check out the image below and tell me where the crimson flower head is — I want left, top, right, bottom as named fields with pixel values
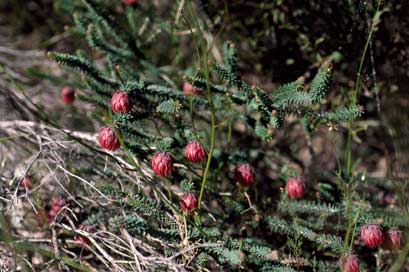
left=98, top=126, right=120, bottom=151
left=382, top=229, right=403, bottom=251
left=339, top=254, right=359, bottom=272
left=180, top=193, right=198, bottom=213
left=48, top=197, right=66, bottom=221
left=111, top=92, right=132, bottom=113
left=183, top=82, right=203, bottom=95
left=151, top=152, right=173, bottom=177
left=74, top=225, right=96, bottom=248
left=361, top=224, right=383, bottom=248
left=285, top=176, right=306, bottom=199
left=20, top=176, right=32, bottom=190
left=234, top=163, right=255, bottom=186
left=61, top=86, right=75, bottom=105
left=185, top=141, right=206, bottom=163
left=122, top=0, right=138, bottom=5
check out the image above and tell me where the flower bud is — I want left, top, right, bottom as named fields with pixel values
left=339, top=254, right=359, bottom=272
left=381, top=192, right=397, bottom=206
left=20, top=176, right=32, bottom=190
left=61, top=86, right=75, bottom=105
left=382, top=229, right=403, bottom=251
left=185, top=141, right=206, bottom=163
left=286, top=176, right=306, bottom=199
left=74, top=225, right=96, bottom=248
left=234, top=163, right=255, bottom=186
left=183, top=82, right=203, bottom=95
left=98, top=126, right=120, bottom=151
left=151, top=152, right=173, bottom=177
left=48, top=197, right=66, bottom=221
left=180, top=193, right=198, bottom=213
left=361, top=224, right=383, bottom=248
left=122, top=0, right=138, bottom=5
left=111, top=92, right=132, bottom=113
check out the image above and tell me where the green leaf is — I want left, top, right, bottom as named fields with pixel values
left=156, top=99, right=183, bottom=114
left=255, top=121, right=272, bottom=141
left=310, top=61, right=333, bottom=103
left=49, top=52, right=117, bottom=87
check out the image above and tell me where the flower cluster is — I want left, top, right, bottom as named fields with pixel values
left=48, top=197, right=66, bottom=221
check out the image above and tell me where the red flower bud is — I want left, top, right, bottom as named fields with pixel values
left=61, top=86, right=75, bottom=105
left=183, top=82, right=203, bottom=95
left=361, top=224, right=383, bottom=248
left=180, top=193, right=198, bottom=213
left=382, top=229, right=403, bottom=251
left=20, top=176, right=32, bottom=190
left=51, top=197, right=66, bottom=207
left=234, top=163, right=255, bottom=186
left=381, top=192, right=397, bottom=206
left=122, top=0, right=138, bottom=5
left=98, top=126, right=120, bottom=151
left=74, top=225, right=96, bottom=248
left=286, top=176, right=306, bottom=199
left=48, top=197, right=66, bottom=221
left=185, top=141, right=206, bottom=163
left=151, top=152, right=173, bottom=177
left=111, top=92, right=132, bottom=113
left=339, top=254, right=359, bottom=272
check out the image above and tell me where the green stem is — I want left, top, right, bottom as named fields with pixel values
left=184, top=2, right=217, bottom=210
left=198, top=51, right=216, bottom=209
left=343, top=3, right=381, bottom=252
left=343, top=186, right=353, bottom=251
left=345, top=3, right=381, bottom=176
left=349, top=208, right=361, bottom=250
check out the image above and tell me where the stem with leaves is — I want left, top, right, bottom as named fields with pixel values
left=343, top=2, right=382, bottom=253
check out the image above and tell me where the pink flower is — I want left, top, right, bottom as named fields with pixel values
left=151, top=152, right=173, bottom=177
left=183, top=82, right=203, bottom=95
left=360, top=224, right=383, bottom=248
left=111, top=92, right=132, bottom=113
left=339, top=254, right=359, bottom=272
left=48, top=197, right=66, bottom=221
left=234, top=163, right=255, bottom=186
left=382, top=229, right=403, bottom=251
left=286, top=176, right=306, bottom=199
left=180, top=193, right=198, bottom=213
left=61, top=86, right=75, bottom=104
left=98, top=126, right=120, bottom=151
left=185, top=141, right=206, bottom=163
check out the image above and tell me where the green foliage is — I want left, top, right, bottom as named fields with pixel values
left=321, top=104, right=362, bottom=123
left=120, top=191, right=166, bottom=221
left=272, top=78, right=308, bottom=109
left=223, top=42, right=239, bottom=77
left=48, top=52, right=116, bottom=86
left=156, top=99, right=183, bottom=114
left=120, top=215, right=146, bottom=235
left=99, top=184, right=123, bottom=197
left=309, top=61, right=333, bottom=103
left=255, top=121, right=272, bottom=141
left=195, top=252, right=209, bottom=268
left=180, top=179, right=195, bottom=192
left=265, top=217, right=293, bottom=235
left=278, top=199, right=340, bottom=215
left=266, top=216, right=343, bottom=254
left=46, top=1, right=395, bottom=271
